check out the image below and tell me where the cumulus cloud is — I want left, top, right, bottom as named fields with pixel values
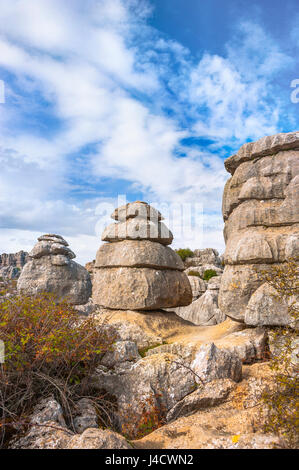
left=0, top=0, right=296, bottom=262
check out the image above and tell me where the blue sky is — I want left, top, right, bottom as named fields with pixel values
left=0, top=0, right=298, bottom=264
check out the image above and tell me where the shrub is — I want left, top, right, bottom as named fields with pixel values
left=0, top=292, right=114, bottom=446
left=202, top=269, right=217, bottom=281
left=175, top=248, right=194, bottom=262
left=187, top=271, right=201, bottom=277
left=259, top=260, right=299, bottom=448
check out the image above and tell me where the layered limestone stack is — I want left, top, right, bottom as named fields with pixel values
left=218, top=131, right=299, bottom=325
left=17, top=234, right=91, bottom=305
left=93, top=201, right=192, bottom=310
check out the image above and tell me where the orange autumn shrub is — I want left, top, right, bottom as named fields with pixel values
left=0, top=292, right=113, bottom=445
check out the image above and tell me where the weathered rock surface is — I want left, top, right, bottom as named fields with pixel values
left=191, top=343, right=242, bottom=384
left=172, top=289, right=225, bottom=326
left=0, top=250, right=29, bottom=279
left=93, top=267, right=192, bottom=310
left=73, top=398, right=98, bottom=434
left=9, top=397, right=71, bottom=449
left=93, top=202, right=192, bottom=310
left=187, top=275, right=206, bottom=301
left=112, top=200, right=163, bottom=222
left=185, top=248, right=222, bottom=268
left=244, top=283, right=291, bottom=326
left=17, top=234, right=91, bottom=304
left=67, top=428, right=132, bottom=449
left=102, top=218, right=173, bottom=245
left=219, top=131, right=299, bottom=325
left=166, top=379, right=235, bottom=422
left=132, top=362, right=282, bottom=449
left=95, top=239, right=184, bottom=270
left=0, top=266, right=21, bottom=280
left=9, top=397, right=130, bottom=449
left=0, top=250, right=29, bottom=269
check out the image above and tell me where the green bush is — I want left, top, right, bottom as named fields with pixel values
left=202, top=269, right=217, bottom=281
left=175, top=248, right=194, bottom=262
left=187, top=271, right=201, bottom=277
left=0, top=292, right=115, bottom=446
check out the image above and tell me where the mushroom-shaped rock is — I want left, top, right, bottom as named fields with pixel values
left=17, top=234, right=91, bottom=305
left=93, top=202, right=192, bottom=310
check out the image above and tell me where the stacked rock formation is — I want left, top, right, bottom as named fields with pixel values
left=17, top=234, right=91, bottom=305
left=218, top=131, right=299, bottom=325
left=93, top=201, right=192, bottom=310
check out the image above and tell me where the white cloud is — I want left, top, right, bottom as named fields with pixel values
left=0, top=0, right=296, bottom=263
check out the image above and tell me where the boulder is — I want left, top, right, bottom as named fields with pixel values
left=186, top=248, right=222, bottom=267
left=111, top=200, right=163, bottom=221
left=190, top=343, right=242, bottom=384
left=93, top=267, right=191, bottom=310
left=187, top=275, right=206, bottom=301
left=73, top=399, right=99, bottom=434
left=244, top=283, right=291, bottom=326
left=95, top=240, right=184, bottom=270
left=17, top=234, right=91, bottom=305
left=102, top=218, right=173, bottom=245
left=173, top=289, right=225, bottom=326
left=66, top=428, right=132, bottom=449
left=166, top=379, right=235, bottom=422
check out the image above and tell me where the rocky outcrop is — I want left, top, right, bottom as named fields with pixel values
left=185, top=248, right=222, bottom=269
left=0, top=250, right=29, bottom=269
left=17, top=234, right=91, bottom=305
left=85, top=260, right=95, bottom=281
left=219, top=131, right=299, bottom=324
left=0, top=250, right=29, bottom=279
left=92, top=201, right=192, bottom=310
left=9, top=397, right=131, bottom=449
left=173, top=280, right=225, bottom=326
left=132, top=362, right=282, bottom=449
left=173, top=268, right=224, bottom=326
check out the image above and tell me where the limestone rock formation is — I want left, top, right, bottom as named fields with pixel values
left=185, top=248, right=222, bottom=268
left=17, top=234, right=91, bottom=305
left=92, top=202, right=192, bottom=310
left=219, top=131, right=299, bottom=324
left=0, top=250, right=29, bottom=269
left=0, top=250, right=29, bottom=279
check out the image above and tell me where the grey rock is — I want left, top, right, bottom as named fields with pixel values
left=191, top=343, right=242, bottom=384
left=17, top=235, right=92, bottom=305
left=166, top=379, right=235, bottom=422
left=93, top=267, right=192, bottom=310
left=101, top=341, right=141, bottom=368
left=102, top=218, right=173, bottom=245
left=111, top=201, right=163, bottom=222
left=244, top=283, right=291, bottom=326
left=174, top=289, right=225, bottom=326
left=95, top=239, right=184, bottom=270
left=73, top=398, right=98, bottom=434
left=67, top=428, right=132, bottom=449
